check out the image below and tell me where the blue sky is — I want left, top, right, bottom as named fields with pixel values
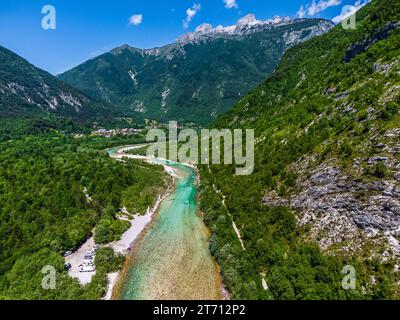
left=0, top=0, right=365, bottom=75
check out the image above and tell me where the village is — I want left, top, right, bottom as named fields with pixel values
left=91, top=127, right=144, bottom=138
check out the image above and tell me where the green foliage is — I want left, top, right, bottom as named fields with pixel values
left=94, top=205, right=133, bottom=244
left=339, top=139, right=353, bottom=159
left=368, top=162, right=388, bottom=178
left=122, top=185, right=164, bottom=215
left=1, top=248, right=87, bottom=300
left=200, top=0, right=400, bottom=300
left=95, top=217, right=130, bottom=245
left=1, top=0, right=398, bottom=301
left=380, top=102, right=398, bottom=121
left=0, top=45, right=125, bottom=133
left=94, top=247, right=124, bottom=274
left=0, top=134, right=168, bottom=299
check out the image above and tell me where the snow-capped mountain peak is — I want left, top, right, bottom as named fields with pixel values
left=237, top=14, right=260, bottom=27
left=177, top=14, right=295, bottom=44
left=195, top=23, right=213, bottom=34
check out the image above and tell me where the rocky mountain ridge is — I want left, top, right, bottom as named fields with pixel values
left=176, top=14, right=320, bottom=44
left=59, top=18, right=333, bottom=124
left=0, top=45, right=117, bottom=126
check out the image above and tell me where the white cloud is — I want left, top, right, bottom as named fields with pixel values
left=297, top=6, right=306, bottom=18
left=224, top=0, right=238, bottom=9
left=307, top=0, right=341, bottom=16
left=296, top=0, right=341, bottom=19
left=129, top=14, right=143, bottom=26
left=183, top=3, right=201, bottom=28
left=332, top=0, right=370, bottom=23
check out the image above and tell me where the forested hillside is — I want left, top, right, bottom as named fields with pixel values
left=59, top=18, right=332, bottom=124
left=199, top=0, right=400, bottom=299
left=0, top=134, right=168, bottom=299
left=0, top=46, right=125, bottom=139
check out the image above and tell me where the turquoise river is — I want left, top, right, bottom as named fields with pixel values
left=108, top=146, right=222, bottom=300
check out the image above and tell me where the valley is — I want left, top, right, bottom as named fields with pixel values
left=59, top=16, right=333, bottom=124
left=0, top=0, right=399, bottom=301
left=107, top=146, right=222, bottom=300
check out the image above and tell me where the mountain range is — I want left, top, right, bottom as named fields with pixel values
left=0, top=0, right=399, bottom=301
left=59, top=16, right=333, bottom=124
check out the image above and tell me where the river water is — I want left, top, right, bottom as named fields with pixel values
left=108, top=147, right=222, bottom=300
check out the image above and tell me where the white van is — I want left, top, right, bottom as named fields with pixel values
left=79, top=266, right=95, bottom=273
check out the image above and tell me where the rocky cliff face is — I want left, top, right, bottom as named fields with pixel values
left=261, top=44, right=400, bottom=260
left=264, top=129, right=400, bottom=261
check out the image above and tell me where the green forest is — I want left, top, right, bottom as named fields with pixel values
left=0, top=133, right=168, bottom=299
left=0, top=0, right=398, bottom=302
left=198, top=0, right=400, bottom=299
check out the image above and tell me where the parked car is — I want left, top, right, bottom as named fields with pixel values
left=84, top=254, right=93, bottom=260
left=79, top=262, right=92, bottom=268
left=63, top=251, right=72, bottom=257
left=64, top=263, right=72, bottom=271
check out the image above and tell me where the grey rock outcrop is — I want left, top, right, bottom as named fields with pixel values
left=263, top=164, right=400, bottom=256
